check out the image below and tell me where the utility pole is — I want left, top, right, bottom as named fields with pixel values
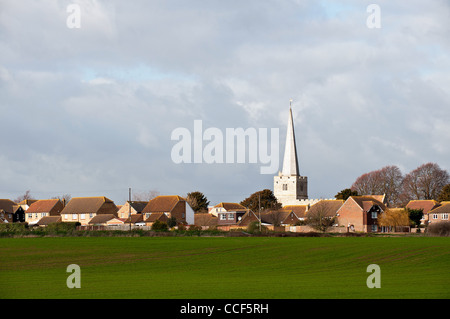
left=129, top=187, right=132, bottom=232
left=259, top=193, right=261, bottom=232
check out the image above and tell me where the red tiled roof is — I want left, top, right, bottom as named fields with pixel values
left=429, top=202, right=450, bottom=214
left=142, top=196, right=184, bottom=213
left=406, top=200, right=440, bottom=214
left=26, top=199, right=62, bottom=214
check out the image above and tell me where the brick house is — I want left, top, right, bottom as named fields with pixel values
left=428, top=202, right=450, bottom=224
left=0, top=199, right=19, bottom=223
left=406, top=200, right=440, bottom=225
left=336, top=196, right=387, bottom=232
left=142, top=195, right=194, bottom=225
left=210, top=202, right=248, bottom=226
left=25, top=199, right=64, bottom=226
left=117, top=201, right=148, bottom=219
left=60, top=197, right=118, bottom=225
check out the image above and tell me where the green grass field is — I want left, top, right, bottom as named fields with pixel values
left=0, top=236, right=449, bottom=299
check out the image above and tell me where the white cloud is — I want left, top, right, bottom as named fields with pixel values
left=1, top=0, right=449, bottom=204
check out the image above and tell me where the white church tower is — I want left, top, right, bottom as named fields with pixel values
left=273, top=104, right=309, bottom=206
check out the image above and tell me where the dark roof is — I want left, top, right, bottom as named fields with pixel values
left=61, top=197, right=118, bottom=215
left=0, top=199, right=17, bottom=214
left=26, top=199, right=63, bottom=214
left=142, top=196, right=184, bottom=213
left=128, top=201, right=148, bottom=213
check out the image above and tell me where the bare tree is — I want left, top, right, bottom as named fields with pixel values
left=51, top=194, right=72, bottom=204
left=351, top=170, right=384, bottom=195
left=260, top=210, right=285, bottom=227
left=351, top=165, right=403, bottom=207
left=132, top=190, right=160, bottom=201
left=306, top=201, right=337, bottom=233
left=401, top=163, right=450, bottom=202
left=14, top=190, right=35, bottom=203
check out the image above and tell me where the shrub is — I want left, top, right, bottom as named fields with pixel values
left=151, top=220, right=168, bottom=231
left=427, top=221, right=450, bottom=236
left=247, top=221, right=268, bottom=234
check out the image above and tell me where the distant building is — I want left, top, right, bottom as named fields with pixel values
left=211, top=202, right=248, bottom=226
left=117, top=201, right=148, bottom=219
left=142, top=195, right=194, bottom=225
left=428, top=201, right=450, bottom=224
left=406, top=200, right=440, bottom=225
left=336, top=196, right=386, bottom=232
left=273, top=106, right=333, bottom=206
left=60, top=196, right=118, bottom=225
left=0, top=199, right=19, bottom=223
left=25, top=199, right=64, bottom=226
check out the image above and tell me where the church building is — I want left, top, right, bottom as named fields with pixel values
left=274, top=105, right=325, bottom=207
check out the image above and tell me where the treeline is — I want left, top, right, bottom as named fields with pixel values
left=347, top=162, right=450, bottom=207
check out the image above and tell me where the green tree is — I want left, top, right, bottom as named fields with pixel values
left=167, top=217, right=177, bottom=228
left=335, top=188, right=358, bottom=200
left=408, top=208, right=424, bottom=228
left=151, top=220, right=168, bottom=231
left=240, top=189, right=282, bottom=213
left=437, top=184, right=450, bottom=202
left=186, top=191, right=210, bottom=213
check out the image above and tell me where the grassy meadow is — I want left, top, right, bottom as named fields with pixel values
left=0, top=236, right=449, bottom=299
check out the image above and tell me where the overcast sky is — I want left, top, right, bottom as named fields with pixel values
left=1, top=0, right=449, bottom=206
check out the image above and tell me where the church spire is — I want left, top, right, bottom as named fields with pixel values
left=281, top=102, right=300, bottom=176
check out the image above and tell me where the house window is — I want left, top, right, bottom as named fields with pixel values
left=28, top=213, right=33, bottom=219
left=443, top=214, right=448, bottom=220
left=228, top=213, right=234, bottom=220
left=371, top=211, right=378, bottom=219
left=371, top=225, right=378, bottom=232
left=89, top=213, right=94, bottom=218
left=72, top=214, right=77, bottom=220
left=42, top=213, right=47, bottom=217
left=64, top=214, right=68, bottom=220
left=145, top=213, right=151, bottom=219
left=80, top=214, right=86, bottom=220
left=220, top=214, right=227, bottom=220
left=433, top=214, right=438, bottom=220
left=282, top=184, right=288, bottom=191
left=35, top=213, right=38, bottom=218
